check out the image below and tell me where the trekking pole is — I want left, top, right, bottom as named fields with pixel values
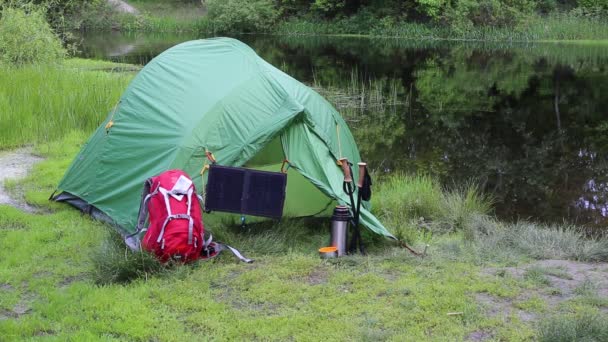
left=339, top=158, right=358, bottom=254
left=353, top=162, right=367, bottom=254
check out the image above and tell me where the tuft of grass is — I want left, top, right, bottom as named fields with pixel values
left=530, top=266, right=573, bottom=280
left=523, top=267, right=551, bottom=287
left=515, top=296, right=547, bottom=312
left=574, top=278, right=599, bottom=297
left=372, top=173, right=494, bottom=242
left=373, top=173, right=443, bottom=223
left=91, top=228, right=170, bottom=285
left=538, top=310, right=608, bottom=342
left=438, top=183, right=494, bottom=233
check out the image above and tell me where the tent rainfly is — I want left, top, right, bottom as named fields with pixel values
left=53, top=37, right=395, bottom=239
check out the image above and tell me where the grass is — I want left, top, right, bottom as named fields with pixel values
left=0, top=59, right=135, bottom=148
left=1, top=128, right=605, bottom=341
left=1, top=60, right=607, bottom=340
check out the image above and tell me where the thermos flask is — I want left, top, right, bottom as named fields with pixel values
left=330, top=205, right=350, bottom=256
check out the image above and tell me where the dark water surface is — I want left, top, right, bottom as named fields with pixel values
left=74, top=31, right=608, bottom=228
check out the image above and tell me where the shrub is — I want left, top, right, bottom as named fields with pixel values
left=0, top=7, right=66, bottom=65
left=311, top=0, right=345, bottom=17
left=416, top=0, right=447, bottom=20
left=443, top=0, right=536, bottom=30
left=206, top=0, right=279, bottom=33
left=578, top=0, right=608, bottom=10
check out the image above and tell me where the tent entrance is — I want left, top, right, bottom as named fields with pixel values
left=244, top=135, right=334, bottom=217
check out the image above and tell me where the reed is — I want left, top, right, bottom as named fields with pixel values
left=311, top=69, right=405, bottom=113
left=0, top=60, right=134, bottom=149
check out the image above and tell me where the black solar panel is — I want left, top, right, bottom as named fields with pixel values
left=205, top=166, right=245, bottom=214
left=205, top=165, right=287, bottom=218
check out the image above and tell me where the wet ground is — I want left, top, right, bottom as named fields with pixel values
left=0, top=148, right=43, bottom=212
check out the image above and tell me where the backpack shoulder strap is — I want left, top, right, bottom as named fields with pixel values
left=136, top=178, right=156, bottom=232
left=200, top=234, right=253, bottom=263
left=125, top=178, right=155, bottom=251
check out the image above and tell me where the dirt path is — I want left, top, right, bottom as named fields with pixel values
left=465, top=260, right=608, bottom=341
left=0, top=148, right=44, bottom=212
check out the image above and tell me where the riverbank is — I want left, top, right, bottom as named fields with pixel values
left=0, top=59, right=607, bottom=340
left=59, top=0, right=608, bottom=42
left=275, top=15, right=608, bottom=42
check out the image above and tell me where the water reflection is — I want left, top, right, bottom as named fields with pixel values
left=575, top=149, right=608, bottom=225
left=73, top=32, right=608, bottom=228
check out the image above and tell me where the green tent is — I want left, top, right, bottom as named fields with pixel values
left=54, top=37, right=394, bottom=239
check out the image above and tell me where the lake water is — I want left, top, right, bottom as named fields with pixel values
left=74, top=31, right=608, bottom=228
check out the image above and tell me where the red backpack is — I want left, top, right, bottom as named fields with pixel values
left=127, top=169, right=253, bottom=264
left=136, top=169, right=204, bottom=263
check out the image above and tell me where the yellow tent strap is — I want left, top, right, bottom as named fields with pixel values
left=105, top=100, right=121, bottom=131
left=199, top=163, right=210, bottom=203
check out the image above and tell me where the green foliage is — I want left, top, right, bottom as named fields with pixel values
left=578, top=0, right=608, bottom=10
left=444, top=0, right=536, bottom=31
left=311, top=0, right=345, bottom=16
left=275, top=0, right=314, bottom=16
left=416, top=0, right=447, bottom=20
left=206, top=0, right=279, bottom=33
left=0, top=0, right=89, bottom=27
left=0, top=7, right=66, bottom=65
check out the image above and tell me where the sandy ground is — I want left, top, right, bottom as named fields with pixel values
left=0, top=148, right=43, bottom=212
left=467, top=259, right=608, bottom=340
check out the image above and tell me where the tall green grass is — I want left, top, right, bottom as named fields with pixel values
left=371, top=174, right=493, bottom=243
left=0, top=60, right=134, bottom=148
left=371, top=173, right=608, bottom=262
